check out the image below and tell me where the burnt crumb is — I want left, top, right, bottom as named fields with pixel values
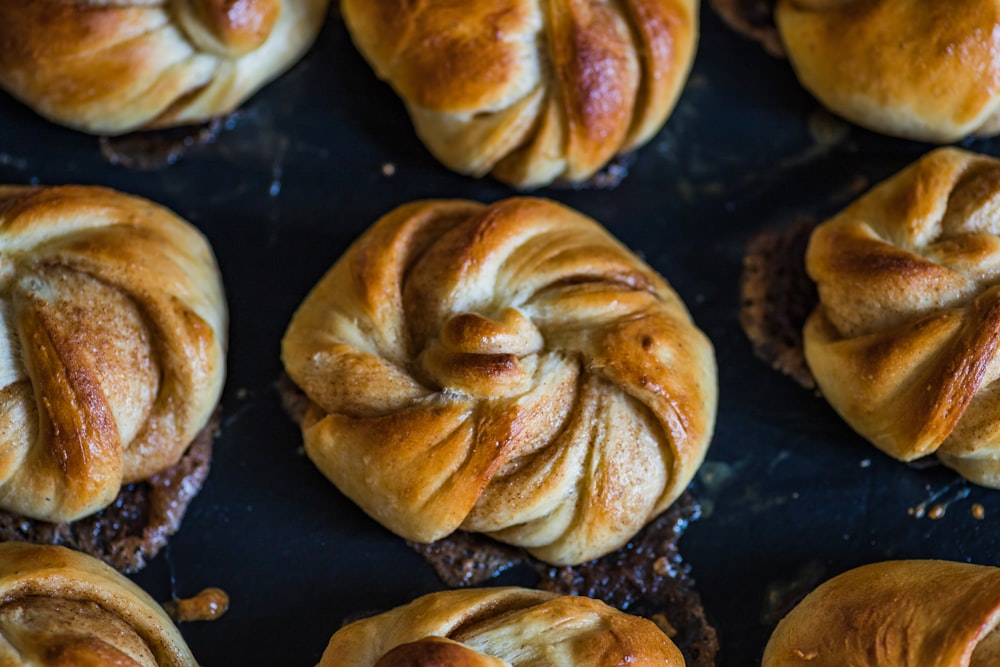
left=410, top=533, right=523, bottom=588
left=709, top=0, right=784, bottom=57
left=547, top=153, right=637, bottom=191
left=0, top=411, right=217, bottom=573
left=740, top=218, right=818, bottom=389
left=98, top=114, right=238, bottom=170
left=411, top=492, right=718, bottom=667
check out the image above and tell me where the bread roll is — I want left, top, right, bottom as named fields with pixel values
left=0, top=542, right=196, bottom=666
left=320, top=587, right=686, bottom=666
left=763, top=560, right=1000, bottom=667
left=776, top=0, right=1000, bottom=142
left=0, top=0, right=329, bottom=135
left=0, top=185, right=227, bottom=522
left=804, top=148, right=1000, bottom=486
left=341, top=0, right=698, bottom=189
left=282, top=197, right=716, bottom=565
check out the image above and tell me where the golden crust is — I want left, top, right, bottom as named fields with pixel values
left=341, top=0, right=699, bottom=188
left=0, top=0, right=329, bottom=135
left=763, top=560, right=1000, bottom=667
left=0, top=185, right=227, bottom=522
left=282, top=197, right=716, bottom=566
left=0, top=542, right=196, bottom=666
left=804, top=148, right=1000, bottom=486
left=320, top=587, right=686, bottom=667
left=776, top=0, right=1000, bottom=142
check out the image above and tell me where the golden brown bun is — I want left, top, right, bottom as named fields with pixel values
left=341, top=0, right=698, bottom=189
left=320, top=587, right=686, bottom=667
left=763, top=560, right=1000, bottom=667
left=0, top=542, right=196, bottom=666
left=776, top=0, right=1000, bottom=142
left=282, top=197, right=716, bottom=565
left=804, top=148, right=1000, bottom=487
left=0, top=185, right=227, bottom=522
left=0, top=0, right=329, bottom=135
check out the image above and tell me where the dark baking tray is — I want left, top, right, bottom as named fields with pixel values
left=2, top=6, right=1000, bottom=666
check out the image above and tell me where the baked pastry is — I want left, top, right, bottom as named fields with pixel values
left=0, top=0, right=329, bottom=135
left=341, top=0, right=699, bottom=189
left=282, top=197, right=716, bottom=566
left=775, top=0, right=1000, bottom=142
left=0, top=542, right=197, bottom=666
left=763, top=560, right=1000, bottom=667
left=804, top=148, right=1000, bottom=487
left=320, top=587, right=686, bottom=666
left=0, top=186, right=226, bottom=532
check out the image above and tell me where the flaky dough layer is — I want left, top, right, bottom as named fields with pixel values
left=282, top=197, right=716, bottom=565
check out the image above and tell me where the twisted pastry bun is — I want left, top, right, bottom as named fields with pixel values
left=341, top=0, right=698, bottom=189
left=282, top=197, right=716, bottom=565
left=0, top=0, right=329, bottom=135
left=320, top=587, right=686, bottom=666
left=804, top=148, right=1000, bottom=486
left=775, top=0, right=1000, bottom=142
left=0, top=542, right=196, bottom=666
left=763, top=560, right=1000, bottom=667
left=0, top=185, right=226, bottom=523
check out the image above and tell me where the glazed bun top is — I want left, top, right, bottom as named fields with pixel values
left=776, top=0, right=1000, bottom=142
left=321, top=587, right=686, bottom=667
left=282, top=197, right=716, bottom=565
left=804, top=148, right=1000, bottom=487
left=763, top=560, right=1000, bottom=667
left=341, top=0, right=699, bottom=188
left=0, top=0, right=329, bottom=134
left=0, top=185, right=227, bottom=522
left=0, top=542, right=196, bottom=666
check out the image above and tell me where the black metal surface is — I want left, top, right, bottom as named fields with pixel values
left=2, top=6, right=999, bottom=666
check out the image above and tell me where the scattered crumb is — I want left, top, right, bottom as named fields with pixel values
left=651, top=613, right=678, bottom=638
left=381, top=162, right=396, bottom=177
left=972, top=503, right=985, bottom=520
left=236, top=387, right=249, bottom=400
left=927, top=504, right=946, bottom=520
left=859, top=459, right=871, bottom=468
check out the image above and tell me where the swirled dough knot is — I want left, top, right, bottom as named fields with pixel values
left=282, top=197, right=716, bottom=565
left=0, top=185, right=227, bottom=523
left=0, top=542, right=197, bottom=666
left=776, top=0, right=1000, bottom=142
left=804, top=148, right=1000, bottom=487
left=320, top=587, right=686, bottom=667
left=423, top=308, right=545, bottom=398
left=341, top=0, right=699, bottom=188
left=763, top=560, right=1000, bottom=667
left=0, top=0, right=329, bottom=134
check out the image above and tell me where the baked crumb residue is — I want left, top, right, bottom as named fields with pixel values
left=0, top=410, right=217, bottom=573
left=740, top=218, right=818, bottom=389
left=409, top=493, right=718, bottom=667
left=98, top=114, right=239, bottom=170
